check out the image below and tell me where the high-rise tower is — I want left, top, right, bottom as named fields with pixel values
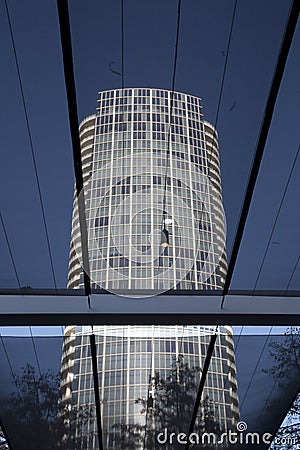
left=61, top=88, right=239, bottom=449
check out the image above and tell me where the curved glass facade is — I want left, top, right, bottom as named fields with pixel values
left=63, top=89, right=238, bottom=449
left=68, top=88, right=226, bottom=293
left=62, top=325, right=238, bottom=449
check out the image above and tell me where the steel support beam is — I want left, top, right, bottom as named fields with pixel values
left=0, top=293, right=299, bottom=325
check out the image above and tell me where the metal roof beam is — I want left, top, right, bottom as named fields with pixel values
left=0, top=293, right=299, bottom=325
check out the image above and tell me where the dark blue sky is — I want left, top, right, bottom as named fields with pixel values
left=0, top=0, right=299, bottom=290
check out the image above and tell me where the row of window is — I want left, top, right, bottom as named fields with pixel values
left=92, top=216, right=213, bottom=230
left=100, top=88, right=201, bottom=104
left=89, top=198, right=216, bottom=216
left=97, top=104, right=203, bottom=119
left=92, top=230, right=215, bottom=247
left=97, top=115, right=204, bottom=130
left=74, top=352, right=228, bottom=375
left=93, top=131, right=214, bottom=149
left=90, top=196, right=191, bottom=207
left=102, top=278, right=221, bottom=289
left=88, top=267, right=221, bottom=282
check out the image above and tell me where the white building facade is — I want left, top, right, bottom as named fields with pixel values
left=62, top=88, right=239, bottom=449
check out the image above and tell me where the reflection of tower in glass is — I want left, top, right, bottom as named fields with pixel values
left=61, top=89, right=239, bottom=449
